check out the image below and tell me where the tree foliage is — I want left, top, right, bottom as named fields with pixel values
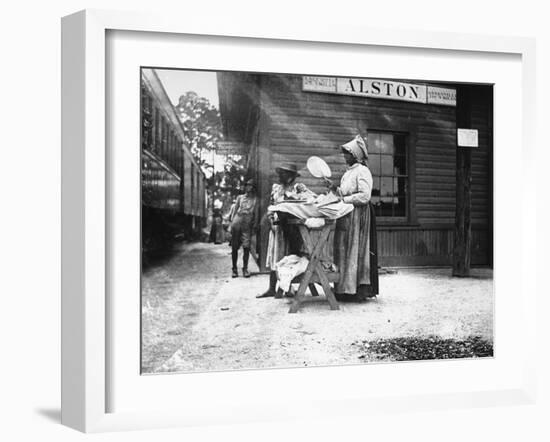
left=175, top=91, right=222, bottom=173
left=208, top=155, right=248, bottom=211
left=175, top=91, right=247, bottom=210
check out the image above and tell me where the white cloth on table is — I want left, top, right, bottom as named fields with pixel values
left=268, top=202, right=322, bottom=219
left=315, top=193, right=354, bottom=219
left=275, top=254, right=309, bottom=292
left=304, top=218, right=325, bottom=229
left=268, top=192, right=353, bottom=220
left=265, top=182, right=313, bottom=269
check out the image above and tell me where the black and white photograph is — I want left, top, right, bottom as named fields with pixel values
left=140, top=68, right=494, bottom=374
left=6, top=0, right=550, bottom=438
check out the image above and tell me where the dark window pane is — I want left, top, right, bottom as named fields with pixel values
left=371, top=175, right=381, bottom=197
left=381, top=155, right=393, bottom=175
left=370, top=196, right=382, bottom=216
left=394, top=195, right=407, bottom=217
left=380, top=177, right=393, bottom=197
left=380, top=133, right=393, bottom=154
left=369, top=153, right=381, bottom=176
left=394, top=155, right=407, bottom=175
left=367, top=133, right=381, bottom=154
left=393, top=133, right=406, bottom=156
left=379, top=198, right=394, bottom=216
left=396, top=176, right=407, bottom=195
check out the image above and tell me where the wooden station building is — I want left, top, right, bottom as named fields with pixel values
left=217, top=73, right=493, bottom=269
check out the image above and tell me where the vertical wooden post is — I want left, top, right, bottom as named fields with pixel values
left=487, top=87, right=494, bottom=268
left=257, top=82, right=272, bottom=273
left=453, top=86, right=472, bottom=276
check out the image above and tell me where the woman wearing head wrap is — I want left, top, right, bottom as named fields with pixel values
left=329, top=135, right=379, bottom=300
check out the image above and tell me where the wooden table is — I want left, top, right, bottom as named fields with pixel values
left=285, top=219, right=340, bottom=313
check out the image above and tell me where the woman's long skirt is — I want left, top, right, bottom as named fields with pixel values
left=265, top=228, right=286, bottom=270
left=265, top=214, right=304, bottom=269
left=334, top=203, right=378, bottom=296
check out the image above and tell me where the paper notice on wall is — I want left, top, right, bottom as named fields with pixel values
left=457, top=129, right=479, bottom=147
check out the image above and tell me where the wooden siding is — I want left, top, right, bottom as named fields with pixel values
left=378, top=227, right=490, bottom=266
left=258, top=75, right=492, bottom=266
left=469, top=87, right=493, bottom=230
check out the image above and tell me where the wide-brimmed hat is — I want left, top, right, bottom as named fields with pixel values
left=275, top=162, right=300, bottom=177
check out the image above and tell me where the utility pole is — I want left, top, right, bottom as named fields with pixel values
left=453, top=85, right=472, bottom=276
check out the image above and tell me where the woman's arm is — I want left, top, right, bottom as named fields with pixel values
left=342, top=169, right=372, bottom=205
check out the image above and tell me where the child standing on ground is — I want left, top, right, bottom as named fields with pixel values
left=230, top=179, right=259, bottom=278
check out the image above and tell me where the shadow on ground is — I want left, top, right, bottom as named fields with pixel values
left=34, top=408, right=60, bottom=423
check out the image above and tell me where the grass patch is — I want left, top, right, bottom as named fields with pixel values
left=353, top=336, right=493, bottom=361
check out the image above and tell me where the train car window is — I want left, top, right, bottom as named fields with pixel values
left=156, top=114, right=160, bottom=154
left=162, top=115, right=166, bottom=155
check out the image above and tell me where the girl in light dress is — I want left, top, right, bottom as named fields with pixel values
left=256, top=163, right=314, bottom=298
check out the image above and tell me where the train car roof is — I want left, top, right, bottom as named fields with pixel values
left=141, top=68, right=206, bottom=179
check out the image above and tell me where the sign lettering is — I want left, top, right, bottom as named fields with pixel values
left=302, top=76, right=337, bottom=93
left=216, top=141, right=246, bottom=154
left=303, top=76, right=456, bottom=107
left=427, top=86, right=456, bottom=106
left=335, top=78, right=426, bottom=103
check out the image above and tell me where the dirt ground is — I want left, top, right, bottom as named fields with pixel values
left=142, top=242, right=493, bottom=374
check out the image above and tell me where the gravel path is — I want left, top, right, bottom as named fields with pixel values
left=142, top=242, right=493, bottom=374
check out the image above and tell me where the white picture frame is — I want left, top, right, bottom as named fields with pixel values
left=61, top=9, right=537, bottom=433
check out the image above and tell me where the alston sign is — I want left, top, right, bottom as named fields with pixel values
left=302, top=76, right=456, bottom=106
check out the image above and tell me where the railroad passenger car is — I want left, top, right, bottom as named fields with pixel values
left=141, top=68, right=207, bottom=252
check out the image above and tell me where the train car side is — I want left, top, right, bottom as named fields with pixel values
left=141, top=69, right=208, bottom=253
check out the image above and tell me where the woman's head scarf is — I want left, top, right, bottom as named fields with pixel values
left=341, top=135, right=369, bottom=164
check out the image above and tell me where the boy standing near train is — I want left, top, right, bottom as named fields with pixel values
left=229, top=179, right=259, bottom=278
